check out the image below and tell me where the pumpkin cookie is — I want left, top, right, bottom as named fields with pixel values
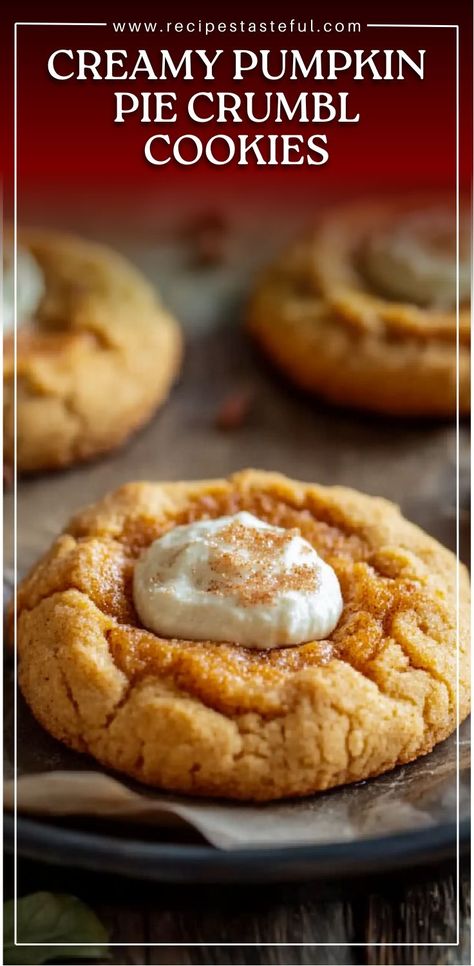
left=3, top=229, right=182, bottom=472
left=248, top=201, right=470, bottom=416
left=17, top=469, right=469, bottom=801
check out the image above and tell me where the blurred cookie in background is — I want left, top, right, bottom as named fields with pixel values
left=3, top=229, right=182, bottom=473
left=248, top=199, right=469, bottom=417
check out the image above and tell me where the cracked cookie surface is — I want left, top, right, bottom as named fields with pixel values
left=4, top=229, right=182, bottom=472
left=248, top=201, right=470, bottom=416
left=17, top=469, right=470, bottom=801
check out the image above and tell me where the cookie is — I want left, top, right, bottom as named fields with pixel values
left=3, top=229, right=182, bottom=472
left=17, top=470, right=470, bottom=801
left=248, top=201, right=470, bottom=416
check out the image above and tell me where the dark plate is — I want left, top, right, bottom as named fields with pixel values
left=5, top=813, right=470, bottom=884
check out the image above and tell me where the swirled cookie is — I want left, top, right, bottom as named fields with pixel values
left=17, top=470, right=469, bottom=801
left=248, top=201, right=470, bottom=416
left=3, top=230, right=182, bottom=471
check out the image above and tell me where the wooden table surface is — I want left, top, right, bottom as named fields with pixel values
left=5, top=206, right=470, bottom=963
left=5, top=854, right=471, bottom=963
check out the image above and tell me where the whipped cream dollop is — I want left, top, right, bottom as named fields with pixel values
left=3, top=245, right=45, bottom=332
left=133, top=511, right=343, bottom=649
left=362, top=208, right=470, bottom=307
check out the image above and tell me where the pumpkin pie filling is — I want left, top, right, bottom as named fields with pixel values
left=18, top=477, right=458, bottom=717
left=16, top=472, right=469, bottom=798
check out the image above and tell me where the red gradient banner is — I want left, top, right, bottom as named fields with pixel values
left=1, top=0, right=472, bottom=202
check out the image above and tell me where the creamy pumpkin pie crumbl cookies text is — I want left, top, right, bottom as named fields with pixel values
left=248, top=200, right=470, bottom=416
left=17, top=470, right=469, bottom=801
left=3, top=229, right=182, bottom=472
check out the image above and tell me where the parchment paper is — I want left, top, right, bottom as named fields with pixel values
left=4, top=211, right=470, bottom=851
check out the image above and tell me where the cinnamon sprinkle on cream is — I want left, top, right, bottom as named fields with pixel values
left=205, top=521, right=319, bottom=604
left=133, top=511, right=343, bottom=649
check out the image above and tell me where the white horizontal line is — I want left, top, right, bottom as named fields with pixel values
left=15, top=942, right=461, bottom=948
left=367, top=23, right=458, bottom=28
left=14, top=21, right=107, bottom=26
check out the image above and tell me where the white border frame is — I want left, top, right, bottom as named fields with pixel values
left=12, top=20, right=462, bottom=951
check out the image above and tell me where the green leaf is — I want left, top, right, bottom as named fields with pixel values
left=4, top=892, right=110, bottom=964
